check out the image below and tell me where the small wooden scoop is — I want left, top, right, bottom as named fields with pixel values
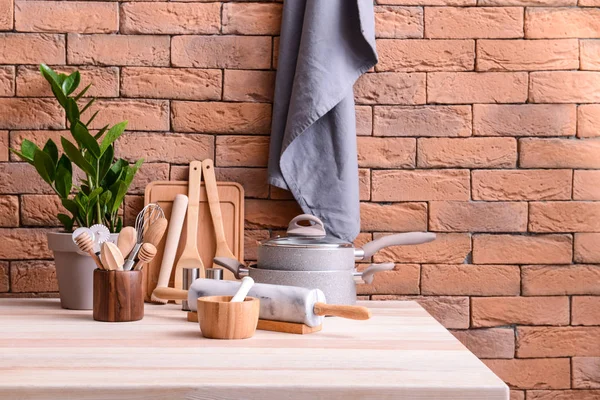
left=74, top=232, right=104, bottom=270
left=134, top=243, right=157, bottom=271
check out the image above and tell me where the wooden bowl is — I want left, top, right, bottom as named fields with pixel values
left=196, top=296, right=260, bottom=340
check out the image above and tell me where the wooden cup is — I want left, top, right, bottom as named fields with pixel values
left=93, top=269, right=144, bottom=322
left=196, top=296, right=260, bottom=339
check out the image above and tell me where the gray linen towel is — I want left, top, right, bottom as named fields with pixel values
left=268, top=0, right=378, bottom=242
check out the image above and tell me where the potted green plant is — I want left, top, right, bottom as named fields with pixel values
left=11, top=64, right=143, bottom=310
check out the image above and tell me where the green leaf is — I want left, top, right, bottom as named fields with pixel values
left=124, top=158, right=143, bottom=186
left=62, top=71, right=80, bottom=96
left=71, top=121, right=100, bottom=158
left=86, top=110, right=99, bottom=127
left=65, top=98, right=80, bottom=126
left=102, top=158, right=127, bottom=187
left=110, top=182, right=128, bottom=214
left=39, top=64, right=61, bottom=86
left=54, top=156, right=72, bottom=198
left=80, top=97, right=95, bottom=116
left=94, top=125, right=109, bottom=140
left=99, top=190, right=112, bottom=210
left=57, top=214, right=74, bottom=232
left=100, top=121, right=127, bottom=154
left=88, top=187, right=103, bottom=202
left=61, top=137, right=96, bottom=177
left=21, top=139, right=40, bottom=161
left=97, top=144, right=114, bottom=183
left=57, top=73, right=68, bottom=86
left=57, top=153, right=72, bottom=175
left=42, top=139, right=58, bottom=167
left=40, top=65, right=67, bottom=108
left=115, top=217, right=122, bottom=233
left=61, top=198, right=79, bottom=215
left=74, top=83, right=92, bottom=101
left=33, top=149, right=55, bottom=184
left=9, top=148, right=34, bottom=165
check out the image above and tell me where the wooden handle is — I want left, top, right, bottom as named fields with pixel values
left=313, top=303, right=372, bottom=320
left=201, top=159, right=228, bottom=249
left=144, top=218, right=168, bottom=247
left=152, top=286, right=188, bottom=301
left=185, top=162, right=202, bottom=250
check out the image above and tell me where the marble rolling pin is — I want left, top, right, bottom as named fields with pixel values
left=151, top=194, right=188, bottom=304
left=153, top=279, right=371, bottom=328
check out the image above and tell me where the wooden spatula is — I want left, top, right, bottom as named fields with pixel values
left=101, top=242, right=125, bottom=271
left=174, top=161, right=205, bottom=302
left=202, top=159, right=237, bottom=280
left=117, top=226, right=137, bottom=259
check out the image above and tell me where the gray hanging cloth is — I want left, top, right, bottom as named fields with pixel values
left=268, top=0, right=378, bottom=242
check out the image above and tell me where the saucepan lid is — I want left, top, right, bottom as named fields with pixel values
left=260, top=215, right=353, bottom=249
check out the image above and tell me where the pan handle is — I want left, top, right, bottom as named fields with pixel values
left=354, top=262, right=395, bottom=284
left=213, top=257, right=249, bottom=279
left=356, top=232, right=436, bottom=260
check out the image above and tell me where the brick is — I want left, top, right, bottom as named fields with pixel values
left=67, top=34, right=169, bottom=66
left=580, top=0, right=600, bottom=5
left=527, top=390, right=600, bottom=399
left=172, top=36, right=271, bottom=69
left=375, top=39, right=474, bottom=71
left=0, top=196, right=18, bottom=227
left=526, top=8, right=600, bottom=39
left=422, top=264, right=520, bottom=296
left=356, top=106, right=373, bottom=136
left=0, top=98, right=64, bottom=130
left=372, top=169, right=470, bottom=201
left=0, top=66, right=14, bottom=96
left=0, top=0, right=12, bottom=30
left=477, top=39, right=578, bottom=71
left=245, top=200, right=302, bottom=230
left=360, top=202, right=427, bottom=232
left=372, top=295, right=470, bottom=329
left=123, top=195, right=142, bottom=227
left=0, top=262, right=7, bottom=292
left=578, top=105, right=600, bottom=138
left=357, top=263, right=420, bottom=295
left=9, top=131, right=66, bottom=162
left=429, top=201, right=527, bottom=232
left=115, top=133, right=214, bottom=164
left=0, top=33, right=65, bottom=64
left=16, top=66, right=119, bottom=98
left=172, top=166, right=270, bottom=199
left=374, top=6, right=423, bottom=39
left=517, top=327, right=600, bottom=357
left=216, top=136, right=269, bottom=167
left=15, top=1, right=117, bottom=33
left=272, top=36, right=279, bottom=69
left=530, top=72, right=600, bottom=103
left=172, top=102, right=271, bottom=135
left=357, top=137, right=416, bottom=168
left=129, top=163, right=169, bottom=194
left=373, top=105, right=471, bottom=137
left=428, top=72, right=528, bottom=104
left=377, top=0, right=475, bottom=5
left=582, top=40, right=600, bottom=70
left=0, top=163, right=54, bottom=194
left=21, top=195, right=65, bottom=226
left=574, top=358, right=600, bottom=388
left=472, top=170, right=572, bottom=201
left=510, top=391, right=525, bottom=400
left=451, top=328, right=515, bottom=359
left=418, top=137, right=516, bottom=168
left=121, top=2, right=219, bottom=34
left=373, top=232, right=471, bottom=264
left=522, top=265, right=600, bottom=295
left=121, top=67, right=221, bottom=101
left=484, top=359, right=570, bottom=390
left=530, top=202, right=600, bottom=233
left=473, top=297, right=569, bottom=327
left=425, top=7, right=523, bottom=39
left=87, top=99, right=169, bottom=131
left=575, top=233, right=600, bottom=263
left=222, top=2, right=281, bottom=35
left=573, top=297, right=600, bottom=326
left=354, top=73, right=426, bottom=105
left=479, top=0, right=575, bottom=4
left=473, top=104, right=576, bottom=137
left=358, top=168, right=371, bottom=201
left=10, top=261, right=57, bottom=292
left=0, top=131, right=7, bottom=161
left=223, top=70, right=275, bottom=103
left=521, top=138, right=600, bottom=168
left=473, top=234, right=572, bottom=264
left=244, top=230, right=270, bottom=262
left=0, top=228, right=51, bottom=259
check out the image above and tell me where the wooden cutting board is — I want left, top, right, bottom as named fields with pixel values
left=143, top=181, right=244, bottom=302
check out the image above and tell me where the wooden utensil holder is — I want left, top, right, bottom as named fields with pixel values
left=196, top=296, right=259, bottom=339
left=93, top=269, right=144, bottom=322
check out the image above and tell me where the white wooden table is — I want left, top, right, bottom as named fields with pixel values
left=0, top=299, right=508, bottom=399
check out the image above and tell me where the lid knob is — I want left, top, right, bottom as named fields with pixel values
left=287, top=214, right=327, bottom=237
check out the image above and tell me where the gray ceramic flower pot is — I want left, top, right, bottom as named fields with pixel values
left=47, top=232, right=118, bottom=310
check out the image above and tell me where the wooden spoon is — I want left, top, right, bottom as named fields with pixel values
left=143, top=217, right=168, bottom=247
left=134, top=243, right=157, bottom=271
left=74, top=232, right=104, bottom=270
left=101, top=242, right=125, bottom=271
left=117, top=226, right=137, bottom=259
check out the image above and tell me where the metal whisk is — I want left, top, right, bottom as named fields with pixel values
left=123, top=203, right=164, bottom=270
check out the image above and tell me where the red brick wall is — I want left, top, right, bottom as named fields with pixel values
left=1, top=0, right=599, bottom=397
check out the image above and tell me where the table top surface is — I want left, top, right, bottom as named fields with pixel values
left=0, top=299, right=508, bottom=400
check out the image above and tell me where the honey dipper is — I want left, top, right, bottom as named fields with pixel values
left=74, top=232, right=104, bottom=270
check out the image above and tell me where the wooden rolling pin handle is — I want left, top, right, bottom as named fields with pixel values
left=313, top=303, right=372, bottom=320
left=152, top=287, right=189, bottom=301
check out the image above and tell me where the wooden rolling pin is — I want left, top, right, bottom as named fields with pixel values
left=153, top=279, right=371, bottom=327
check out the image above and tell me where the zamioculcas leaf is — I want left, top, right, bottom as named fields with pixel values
left=80, top=97, right=95, bottom=115
left=22, top=139, right=40, bottom=161
left=55, top=156, right=72, bottom=198
left=103, top=158, right=127, bottom=187
left=100, top=121, right=127, bottom=154
left=86, top=110, right=99, bottom=127
left=88, top=187, right=103, bottom=201
left=94, top=125, right=109, bottom=140
left=61, top=137, right=96, bottom=177
left=65, top=98, right=80, bottom=126
left=57, top=73, right=68, bottom=86
left=57, top=213, right=74, bottom=232
left=97, top=144, right=114, bottom=183
left=33, top=149, right=56, bottom=184
left=110, top=181, right=128, bottom=214
left=57, top=153, right=72, bottom=175
left=40, top=65, right=67, bottom=108
left=71, top=121, right=100, bottom=157
left=62, top=71, right=80, bottom=96
left=61, top=198, right=79, bottom=215
left=42, top=139, right=58, bottom=167
left=115, top=217, right=122, bottom=233
left=74, top=83, right=91, bottom=101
